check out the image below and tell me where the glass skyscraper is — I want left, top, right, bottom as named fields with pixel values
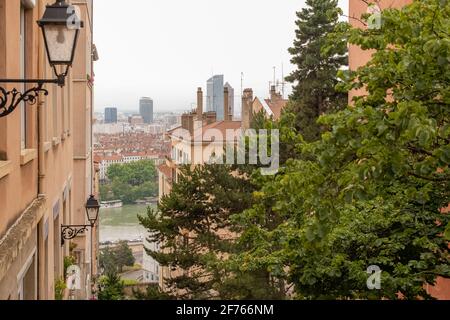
left=206, top=75, right=225, bottom=120
left=139, top=97, right=154, bottom=124
left=104, top=107, right=118, bottom=123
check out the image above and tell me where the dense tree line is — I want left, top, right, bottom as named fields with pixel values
left=140, top=0, right=449, bottom=300
left=100, top=160, right=158, bottom=204
left=100, top=241, right=136, bottom=274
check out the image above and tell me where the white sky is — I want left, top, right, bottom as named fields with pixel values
left=93, top=0, right=349, bottom=113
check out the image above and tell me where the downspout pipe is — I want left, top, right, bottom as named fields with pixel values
left=38, top=2, right=45, bottom=197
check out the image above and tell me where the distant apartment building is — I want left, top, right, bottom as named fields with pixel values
left=139, top=97, right=154, bottom=124
left=94, top=130, right=171, bottom=182
left=129, top=115, right=144, bottom=126
left=252, top=86, right=287, bottom=121
left=0, top=0, right=98, bottom=300
left=96, top=152, right=161, bottom=181
left=104, top=107, right=118, bottom=124
left=93, top=122, right=125, bottom=135
left=142, top=239, right=160, bottom=284
left=206, top=75, right=225, bottom=120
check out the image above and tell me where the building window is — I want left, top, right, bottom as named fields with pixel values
left=17, top=247, right=37, bottom=300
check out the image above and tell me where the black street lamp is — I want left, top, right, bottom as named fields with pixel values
left=85, top=195, right=101, bottom=227
left=0, top=0, right=83, bottom=118
left=61, top=195, right=100, bottom=245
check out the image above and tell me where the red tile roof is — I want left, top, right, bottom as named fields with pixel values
left=158, top=164, right=172, bottom=178
left=265, top=98, right=288, bottom=120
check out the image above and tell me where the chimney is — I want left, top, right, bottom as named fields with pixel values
left=224, top=87, right=229, bottom=121
left=197, top=87, right=203, bottom=120
left=270, top=85, right=281, bottom=102
left=242, top=88, right=253, bottom=130
left=181, top=113, right=194, bottom=135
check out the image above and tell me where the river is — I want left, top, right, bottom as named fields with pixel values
left=99, top=204, right=156, bottom=243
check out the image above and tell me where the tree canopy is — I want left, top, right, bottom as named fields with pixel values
left=100, top=160, right=158, bottom=204
left=230, top=0, right=449, bottom=299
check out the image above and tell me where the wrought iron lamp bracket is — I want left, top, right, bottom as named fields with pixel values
left=61, top=224, right=90, bottom=246
left=0, top=78, right=61, bottom=118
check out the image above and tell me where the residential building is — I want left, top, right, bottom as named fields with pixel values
left=104, top=107, right=117, bottom=124
left=129, top=115, right=144, bottom=126
left=348, top=0, right=450, bottom=300
left=251, top=86, right=288, bottom=122
left=142, top=239, right=160, bottom=284
left=0, top=0, right=97, bottom=300
left=139, top=97, right=154, bottom=124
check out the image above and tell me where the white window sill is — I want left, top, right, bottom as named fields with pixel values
left=43, top=141, right=52, bottom=153
left=0, top=160, right=12, bottom=180
left=52, top=137, right=61, bottom=147
left=20, top=149, right=37, bottom=166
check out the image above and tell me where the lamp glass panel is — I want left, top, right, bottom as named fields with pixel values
left=86, top=207, right=98, bottom=222
left=43, top=25, right=77, bottom=64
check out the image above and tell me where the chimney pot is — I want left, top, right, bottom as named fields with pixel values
left=197, top=87, right=203, bottom=120
left=242, top=88, right=254, bottom=129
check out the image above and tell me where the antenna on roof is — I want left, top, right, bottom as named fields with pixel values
left=273, top=66, right=276, bottom=89
left=281, top=63, right=286, bottom=99
left=240, top=72, right=244, bottom=97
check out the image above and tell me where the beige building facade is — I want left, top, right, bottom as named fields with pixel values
left=0, top=0, right=97, bottom=300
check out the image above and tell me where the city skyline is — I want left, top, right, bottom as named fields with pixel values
left=93, top=0, right=350, bottom=112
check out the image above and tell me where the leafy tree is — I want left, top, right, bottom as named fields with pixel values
left=100, top=247, right=118, bottom=275
left=115, top=241, right=135, bottom=273
left=100, top=241, right=135, bottom=274
left=105, top=160, right=158, bottom=204
left=285, top=0, right=348, bottom=142
left=139, top=164, right=283, bottom=299
left=233, top=0, right=449, bottom=300
left=99, top=184, right=113, bottom=201
left=98, top=273, right=125, bottom=300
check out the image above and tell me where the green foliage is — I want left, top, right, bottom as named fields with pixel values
left=100, top=241, right=135, bottom=274
left=139, top=164, right=284, bottom=299
left=103, top=160, right=158, bottom=204
left=231, top=0, right=450, bottom=300
left=132, top=284, right=174, bottom=300
left=122, top=279, right=139, bottom=286
left=285, top=0, right=348, bottom=142
left=98, top=273, right=125, bottom=300
left=54, top=278, right=67, bottom=300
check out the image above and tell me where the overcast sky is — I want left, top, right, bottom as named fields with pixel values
left=93, top=0, right=349, bottom=113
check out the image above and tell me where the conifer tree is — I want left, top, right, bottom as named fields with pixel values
left=139, top=164, right=255, bottom=299
left=285, top=0, right=347, bottom=142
